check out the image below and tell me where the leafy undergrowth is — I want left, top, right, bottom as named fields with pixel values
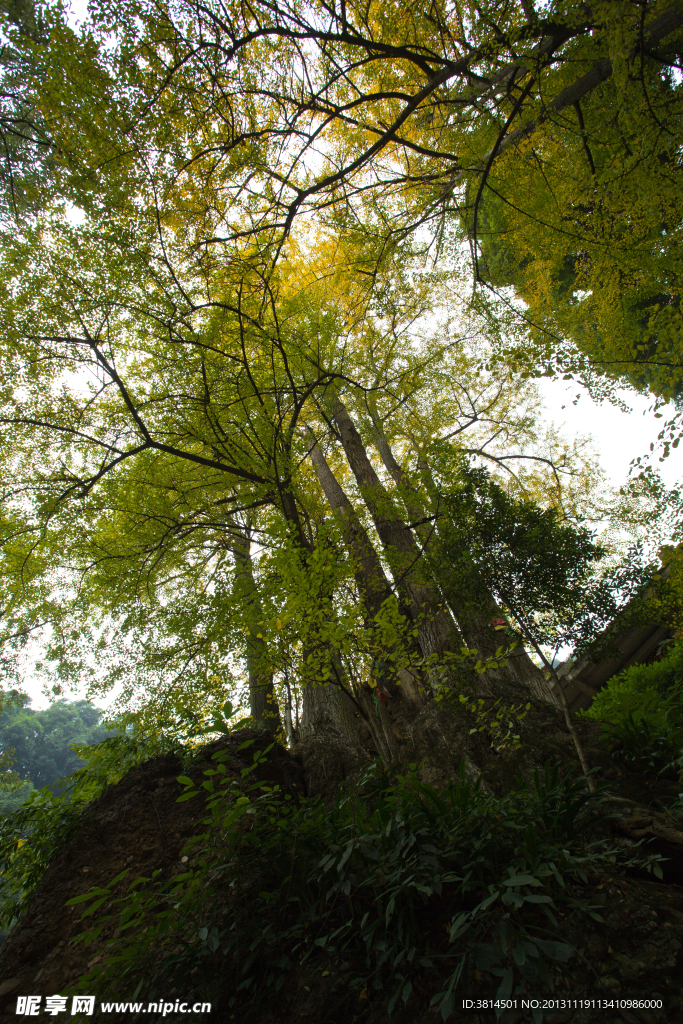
left=581, top=642, right=683, bottom=786
left=69, top=743, right=666, bottom=1023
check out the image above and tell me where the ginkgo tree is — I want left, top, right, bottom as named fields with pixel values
left=14, top=0, right=682, bottom=401
left=0, top=200, right=637, bottom=785
left=0, top=15, right=679, bottom=1020
left=0, top=192, right=593, bottom=722
left=0, top=0, right=668, bottom=782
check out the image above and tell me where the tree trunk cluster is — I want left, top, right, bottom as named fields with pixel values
left=236, top=396, right=570, bottom=788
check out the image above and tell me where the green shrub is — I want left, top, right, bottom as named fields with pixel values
left=0, top=787, right=82, bottom=927
left=0, top=702, right=261, bottom=931
left=581, top=642, right=683, bottom=777
left=70, top=746, right=662, bottom=1022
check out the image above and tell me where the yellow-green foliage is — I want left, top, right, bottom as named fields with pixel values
left=583, top=643, right=683, bottom=732
left=581, top=643, right=683, bottom=777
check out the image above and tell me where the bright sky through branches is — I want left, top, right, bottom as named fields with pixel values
left=19, top=381, right=680, bottom=712
left=538, top=379, right=683, bottom=490
left=26, top=0, right=677, bottom=721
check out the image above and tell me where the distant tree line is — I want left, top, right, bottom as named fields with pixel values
left=0, top=697, right=112, bottom=811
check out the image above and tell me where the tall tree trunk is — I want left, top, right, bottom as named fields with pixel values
left=369, top=411, right=435, bottom=551
left=297, top=647, right=369, bottom=800
left=307, top=427, right=426, bottom=709
left=282, top=667, right=297, bottom=746
left=330, top=400, right=457, bottom=659
left=365, top=423, right=548, bottom=702
left=327, top=654, right=362, bottom=742
left=231, top=527, right=283, bottom=734
left=299, top=676, right=341, bottom=741
left=306, top=426, right=394, bottom=619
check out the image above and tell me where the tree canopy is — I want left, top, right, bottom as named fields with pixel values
left=0, top=0, right=675, bottom=769
left=0, top=10, right=682, bottom=1018
left=8, top=0, right=679, bottom=398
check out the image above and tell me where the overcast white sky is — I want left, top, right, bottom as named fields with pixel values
left=537, top=377, right=683, bottom=490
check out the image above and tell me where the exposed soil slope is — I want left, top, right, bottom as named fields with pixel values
left=0, top=732, right=304, bottom=1017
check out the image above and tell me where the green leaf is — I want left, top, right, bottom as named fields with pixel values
left=512, top=945, right=526, bottom=966
left=531, top=938, right=574, bottom=962
left=477, top=890, right=500, bottom=910
left=80, top=896, right=110, bottom=918
left=66, top=891, right=103, bottom=906
left=495, top=966, right=513, bottom=999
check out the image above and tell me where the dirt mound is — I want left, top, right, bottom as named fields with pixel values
left=0, top=730, right=302, bottom=1018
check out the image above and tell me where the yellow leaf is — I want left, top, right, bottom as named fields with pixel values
left=359, top=989, right=368, bottom=1000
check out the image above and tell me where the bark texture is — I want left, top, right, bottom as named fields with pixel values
left=231, top=527, right=283, bottom=733
left=331, top=400, right=457, bottom=659
left=370, top=414, right=436, bottom=551
left=306, top=426, right=394, bottom=618
left=297, top=672, right=368, bottom=800
left=307, top=426, right=428, bottom=717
